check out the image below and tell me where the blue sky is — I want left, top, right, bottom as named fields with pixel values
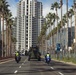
left=6, top=0, right=74, bottom=17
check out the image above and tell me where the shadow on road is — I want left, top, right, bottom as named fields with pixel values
left=50, top=60, right=76, bottom=74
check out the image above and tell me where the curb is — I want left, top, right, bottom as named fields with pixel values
left=0, top=57, right=14, bottom=62
left=52, top=59, right=76, bottom=66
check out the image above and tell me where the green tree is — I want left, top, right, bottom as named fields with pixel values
left=0, top=0, right=9, bottom=57
left=51, top=2, right=60, bottom=43
left=68, top=8, right=74, bottom=46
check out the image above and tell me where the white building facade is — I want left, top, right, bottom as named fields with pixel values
left=16, top=0, right=43, bottom=51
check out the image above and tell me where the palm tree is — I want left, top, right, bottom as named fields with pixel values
left=11, top=36, right=17, bottom=56
left=60, top=0, right=63, bottom=26
left=68, top=8, right=74, bottom=46
left=37, top=21, right=47, bottom=52
left=52, top=13, right=59, bottom=48
left=8, top=18, right=13, bottom=56
left=46, top=13, right=54, bottom=49
left=51, top=2, right=60, bottom=43
left=66, top=0, right=68, bottom=50
left=5, top=11, right=12, bottom=57
left=0, top=0, right=9, bottom=57
left=73, top=0, right=76, bottom=53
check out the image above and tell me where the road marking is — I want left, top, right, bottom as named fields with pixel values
left=59, top=72, right=64, bottom=75
left=19, top=66, right=21, bottom=68
left=14, top=70, right=18, bottom=73
left=22, top=63, right=24, bottom=65
left=24, top=58, right=28, bottom=62
left=50, top=67, right=54, bottom=69
left=23, top=58, right=28, bottom=64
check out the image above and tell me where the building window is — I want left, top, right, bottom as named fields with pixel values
left=26, top=20, right=28, bottom=22
left=26, top=41, right=28, bottom=43
left=26, top=34, right=28, bottom=36
left=26, top=27, right=28, bottom=29
left=27, top=13, right=28, bottom=15
left=26, top=45, right=28, bottom=47
left=27, top=9, right=28, bottom=11
left=26, top=30, right=28, bottom=33
left=26, top=38, right=28, bottom=40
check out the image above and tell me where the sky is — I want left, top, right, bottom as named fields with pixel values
left=6, top=0, right=74, bottom=18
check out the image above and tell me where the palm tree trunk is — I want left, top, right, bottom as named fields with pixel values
left=66, top=0, right=69, bottom=57
left=0, top=14, right=1, bottom=40
left=8, top=26, right=11, bottom=56
left=50, top=24, right=52, bottom=50
left=6, top=22, right=7, bottom=57
left=59, top=0, right=63, bottom=50
left=53, top=22, right=55, bottom=49
left=70, top=17, right=72, bottom=46
left=8, top=26, right=10, bottom=56
left=0, top=14, right=1, bottom=57
left=56, top=9, right=59, bottom=44
left=10, top=28, right=12, bottom=55
left=2, top=16, right=4, bottom=57
left=74, top=0, right=76, bottom=53
left=6, top=25, right=9, bottom=57
left=7, top=27, right=9, bottom=57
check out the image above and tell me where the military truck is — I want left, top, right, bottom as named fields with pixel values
left=28, top=46, right=41, bottom=61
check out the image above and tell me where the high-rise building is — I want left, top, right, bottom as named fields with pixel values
left=16, top=1, right=21, bottom=50
left=30, top=0, right=43, bottom=47
left=16, top=0, right=43, bottom=51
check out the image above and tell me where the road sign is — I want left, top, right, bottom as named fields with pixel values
left=56, top=43, right=61, bottom=51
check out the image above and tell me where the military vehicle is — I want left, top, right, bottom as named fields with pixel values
left=28, top=46, right=41, bottom=61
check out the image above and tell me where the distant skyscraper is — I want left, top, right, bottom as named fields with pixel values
left=16, top=0, right=43, bottom=51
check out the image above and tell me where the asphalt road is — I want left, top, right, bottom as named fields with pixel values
left=0, top=56, right=76, bottom=75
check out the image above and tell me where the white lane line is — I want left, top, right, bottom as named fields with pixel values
left=19, top=66, right=21, bottom=68
left=22, top=63, right=24, bottom=65
left=24, top=58, right=28, bottom=62
left=14, top=70, right=18, bottom=73
left=23, top=58, right=28, bottom=64
left=59, top=72, right=64, bottom=75
left=50, top=67, right=54, bottom=69
left=22, top=58, right=28, bottom=66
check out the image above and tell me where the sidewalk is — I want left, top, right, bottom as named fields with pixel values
left=52, top=59, right=76, bottom=66
left=0, top=57, right=14, bottom=62
left=41, top=55, right=76, bottom=66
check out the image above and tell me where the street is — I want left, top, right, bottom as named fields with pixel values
left=0, top=56, right=76, bottom=75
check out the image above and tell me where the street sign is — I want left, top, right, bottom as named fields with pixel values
left=56, top=43, right=61, bottom=51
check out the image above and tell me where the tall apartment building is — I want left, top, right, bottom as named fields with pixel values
left=16, top=1, right=21, bottom=50
left=16, top=0, right=43, bottom=51
left=30, top=0, right=43, bottom=47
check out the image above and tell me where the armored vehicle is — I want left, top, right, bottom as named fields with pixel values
left=28, top=46, right=41, bottom=61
